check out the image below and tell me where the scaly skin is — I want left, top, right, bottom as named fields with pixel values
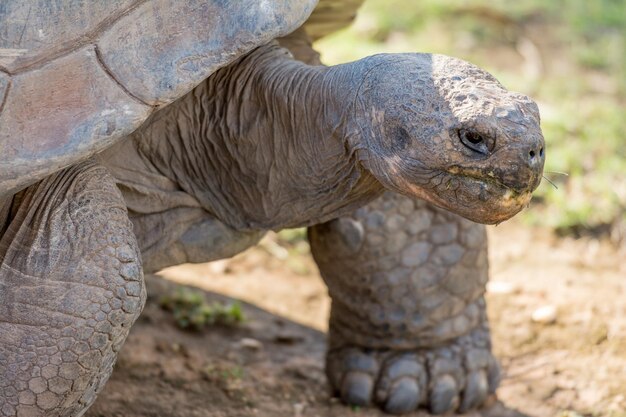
left=309, top=192, right=499, bottom=414
left=0, top=160, right=145, bottom=417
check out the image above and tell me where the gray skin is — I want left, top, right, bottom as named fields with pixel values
left=0, top=32, right=544, bottom=417
left=310, top=193, right=495, bottom=414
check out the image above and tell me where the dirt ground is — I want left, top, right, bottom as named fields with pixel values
left=87, top=221, right=626, bottom=417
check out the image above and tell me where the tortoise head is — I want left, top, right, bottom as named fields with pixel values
left=350, top=53, right=545, bottom=224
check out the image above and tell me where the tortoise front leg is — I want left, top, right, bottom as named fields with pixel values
left=309, top=192, right=499, bottom=415
left=0, top=160, right=145, bottom=417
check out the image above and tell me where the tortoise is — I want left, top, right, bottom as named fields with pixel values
left=0, top=0, right=545, bottom=416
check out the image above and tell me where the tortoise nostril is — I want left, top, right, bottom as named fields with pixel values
left=529, top=146, right=544, bottom=161
left=527, top=145, right=544, bottom=166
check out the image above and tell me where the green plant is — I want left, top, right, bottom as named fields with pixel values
left=160, top=288, right=244, bottom=330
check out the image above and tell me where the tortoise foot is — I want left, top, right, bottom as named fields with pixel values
left=327, top=327, right=500, bottom=415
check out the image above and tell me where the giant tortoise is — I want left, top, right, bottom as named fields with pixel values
left=0, top=1, right=545, bottom=416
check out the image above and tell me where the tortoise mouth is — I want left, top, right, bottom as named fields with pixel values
left=361, top=155, right=536, bottom=224
left=399, top=168, right=533, bottom=225
left=447, top=165, right=535, bottom=194
left=446, top=171, right=533, bottom=224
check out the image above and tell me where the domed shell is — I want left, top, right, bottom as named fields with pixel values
left=0, top=0, right=317, bottom=198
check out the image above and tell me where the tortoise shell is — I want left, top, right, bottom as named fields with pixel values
left=0, top=0, right=331, bottom=198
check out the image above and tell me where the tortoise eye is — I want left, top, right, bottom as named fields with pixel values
left=458, top=129, right=493, bottom=155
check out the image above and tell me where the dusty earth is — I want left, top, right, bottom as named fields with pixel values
left=87, top=221, right=626, bottom=417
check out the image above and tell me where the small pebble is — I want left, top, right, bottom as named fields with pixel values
left=207, top=259, right=229, bottom=274
left=486, top=281, right=517, bottom=294
left=239, top=338, right=263, bottom=350
left=531, top=305, right=557, bottom=324
left=293, top=403, right=306, bottom=417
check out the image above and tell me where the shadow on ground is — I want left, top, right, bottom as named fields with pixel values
left=88, top=275, right=529, bottom=417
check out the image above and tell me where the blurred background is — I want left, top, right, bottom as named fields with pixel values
left=315, top=0, right=626, bottom=245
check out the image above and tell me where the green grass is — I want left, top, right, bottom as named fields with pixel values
left=315, top=0, right=626, bottom=241
left=160, top=288, right=244, bottom=330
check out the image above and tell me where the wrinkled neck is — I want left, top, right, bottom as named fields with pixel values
left=135, top=43, right=383, bottom=231
left=248, top=44, right=360, bottom=165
